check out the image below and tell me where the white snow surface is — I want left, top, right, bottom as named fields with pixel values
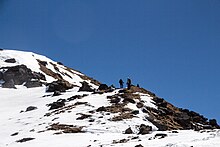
left=0, top=49, right=90, bottom=87
left=0, top=87, right=219, bottom=147
left=0, top=50, right=220, bottom=147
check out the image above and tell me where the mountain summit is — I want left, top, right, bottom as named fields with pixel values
left=0, top=49, right=219, bottom=147
left=0, top=49, right=99, bottom=89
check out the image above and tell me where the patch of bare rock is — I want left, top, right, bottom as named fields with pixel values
left=97, top=85, right=220, bottom=132
left=47, top=123, right=84, bottom=134
left=16, top=137, right=35, bottom=143
left=0, top=64, right=45, bottom=88
left=4, top=58, right=16, bottom=63
left=46, top=80, right=74, bottom=92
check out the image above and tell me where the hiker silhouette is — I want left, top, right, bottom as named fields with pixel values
left=119, top=79, right=124, bottom=88
left=127, top=78, right=131, bottom=90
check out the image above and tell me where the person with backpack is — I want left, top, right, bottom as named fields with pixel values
left=119, top=79, right=124, bottom=88
left=127, top=78, right=131, bottom=90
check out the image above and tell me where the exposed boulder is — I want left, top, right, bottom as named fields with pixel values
left=67, top=94, right=88, bottom=101
left=53, top=91, right=61, bottom=96
left=2, top=79, right=15, bottom=88
left=46, top=80, right=73, bottom=92
left=136, top=102, right=144, bottom=108
left=16, top=138, right=35, bottom=143
left=57, top=62, right=63, bottom=65
left=124, top=127, right=133, bottom=134
left=11, top=132, right=19, bottom=136
left=149, top=120, right=168, bottom=131
left=24, top=80, right=42, bottom=88
left=123, top=98, right=136, bottom=104
left=174, top=112, right=191, bottom=129
left=78, top=81, right=94, bottom=92
left=47, top=99, right=66, bottom=110
left=138, top=124, right=152, bottom=135
left=153, top=97, right=165, bottom=103
left=96, top=84, right=114, bottom=93
left=26, top=106, right=38, bottom=112
left=135, top=144, right=144, bottom=147
left=209, top=119, right=219, bottom=128
left=107, top=95, right=121, bottom=104
left=98, top=84, right=109, bottom=91
left=76, top=113, right=92, bottom=120
left=113, top=139, right=129, bottom=144
left=4, top=58, right=16, bottom=63
left=132, top=110, right=139, bottom=115
left=118, top=89, right=127, bottom=93
left=38, top=60, right=47, bottom=66
left=0, top=65, right=45, bottom=88
left=96, top=106, right=107, bottom=112
left=154, top=133, right=167, bottom=139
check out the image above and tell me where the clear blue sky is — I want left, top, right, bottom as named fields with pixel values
left=1, top=0, right=220, bottom=123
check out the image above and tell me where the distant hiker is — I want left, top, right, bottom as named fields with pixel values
left=127, top=78, right=131, bottom=90
left=137, top=84, right=140, bottom=88
left=119, top=79, right=124, bottom=88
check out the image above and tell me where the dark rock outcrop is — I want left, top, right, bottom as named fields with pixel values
left=11, top=132, right=19, bottom=136
left=151, top=120, right=168, bottom=131
left=78, top=81, right=94, bottom=92
left=96, top=106, right=107, bottom=112
left=26, top=106, right=38, bottom=112
left=107, top=95, right=121, bottom=104
left=47, top=123, right=84, bottom=134
left=24, top=80, right=42, bottom=88
left=98, top=84, right=109, bottom=91
left=122, top=85, right=220, bottom=131
left=154, top=133, right=167, bottom=139
left=16, top=138, right=35, bottom=143
left=124, top=127, right=133, bottom=134
left=132, top=110, right=139, bottom=115
left=135, top=144, right=144, bottom=147
left=4, top=58, right=16, bottom=63
left=138, top=124, right=152, bottom=135
left=37, top=59, right=63, bottom=81
left=76, top=113, right=92, bottom=120
left=136, top=102, right=144, bottom=108
left=148, top=94, right=220, bottom=130
left=53, top=91, right=62, bottom=96
left=0, top=65, right=45, bottom=88
left=96, top=85, right=220, bottom=131
left=47, top=99, right=66, bottom=110
left=38, top=60, right=47, bottom=66
left=209, top=119, right=219, bottom=128
left=67, top=95, right=87, bottom=101
left=2, top=79, right=15, bottom=88
left=46, top=80, right=73, bottom=92
left=123, top=98, right=136, bottom=104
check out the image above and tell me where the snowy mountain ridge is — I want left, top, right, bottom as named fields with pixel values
left=0, top=49, right=99, bottom=89
left=0, top=49, right=219, bottom=147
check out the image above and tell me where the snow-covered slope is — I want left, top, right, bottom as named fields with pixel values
left=0, top=49, right=99, bottom=88
left=0, top=49, right=219, bottom=147
left=1, top=86, right=220, bottom=147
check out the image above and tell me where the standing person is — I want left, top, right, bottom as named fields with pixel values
left=119, top=79, right=124, bottom=88
left=127, top=78, right=131, bottom=90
